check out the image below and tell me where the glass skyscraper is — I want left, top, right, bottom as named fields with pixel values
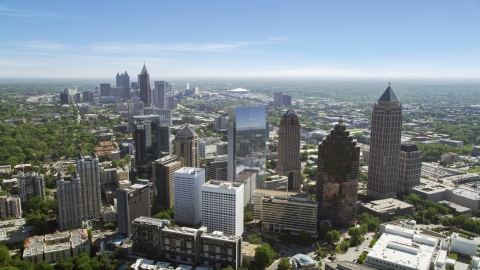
left=227, top=105, right=266, bottom=204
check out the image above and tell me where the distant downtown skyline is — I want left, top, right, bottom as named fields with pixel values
left=1, top=1, right=480, bottom=78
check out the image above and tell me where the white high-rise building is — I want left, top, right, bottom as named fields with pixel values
left=201, top=180, right=244, bottom=236
left=182, top=83, right=190, bottom=91
left=57, top=171, right=84, bottom=231
left=199, top=139, right=206, bottom=157
left=174, top=167, right=204, bottom=226
left=154, top=81, right=168, bottom=109
left=76, top=153, right=101, bottom=219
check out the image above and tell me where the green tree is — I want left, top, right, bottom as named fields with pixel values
left=348, top=227, right=364, bottom=246
left=0, top=244, right=11, bottom=264
left=278, top=257, right=291, bottom=270
left=35, top=261, right=54, bottom=270
left=66, top=164, right=76, bottom=175
left=325, top=230, right=340, bottom=245
left=244, top=212, right=254, bottom=222
left=248, top=234, right=262, bottom=245
left=254, top=244, right=276, bottom=269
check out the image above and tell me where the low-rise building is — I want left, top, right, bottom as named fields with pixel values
left=411, top=183, right=453, bottom=202
left=358, top=198, right=414, bottom=222
left=364, top=225, right=447, bottom=270
left=23, top=235, right=44, bottom=264
left=0, top=196, right=22, bottom=219
left=103, top=205, right=117, bottom=223
left=253, top=190, right=318, bottom=237
left=450, top=232, right=478, bottom=257
left=440, top=139, right=464, bottom=148
left=291, top=254, right=320, bottom=270
left=44, top=231, right=72, bottom=263
left=161, top=226, right=206, bottom=265
left=71, top=229, right=90, bottom=257
left=445, top=188, right=480, bottom=212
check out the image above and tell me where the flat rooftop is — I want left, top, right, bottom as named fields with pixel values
left=162, top=226, right=207, bottom=236
left=201, top=230, right=241, bottom=242
left=202, top=180, right=243, bottom=190
left=255, top=189, right=299, bottom=197
left=361, top=198, right=413, bottom=213
left=44, top=232, right=70, bottom=242
left=132, top=216, right=169, bottom=227
left=70, top=229, right=89, bottom=247
left=44, top=242, right=70, bottom=253
left=23, top=236, right=44, bottom=256
left=367, top=231, right=438, bottom=270
left=451, top=188, right=480, bottom=200
left=412, top=184, right=452, bottom=194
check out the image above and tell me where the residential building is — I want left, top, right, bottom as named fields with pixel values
left=153, top=155, right=183, bottom=210
left=199, top=231, right=242, bottom=269
left=0, top=196, right=22, bottom=219
left=174, top=168, right=204, bottom=226
left=131, top=216, right=169, bottom=257
left=154, top=81, right=168, bottom=109
left=205, top=155, right=228, bottom=182
left=161, top=226, right=206, bottom=265
left=117, top=184, right=150, bottom=236
left=102, top=205, right=116, bottom=223
left=253, top=190, right=318, bottom=237
left=359, top=198, right=414, bottom=222
left=273, top=91, right=283, bottom=106
left=57, top=171, right=84, bottom=231
left=173, top=125, right=200, bottom=168
left=70, top=229, right=90, bottom=257
left=77, top=153, right=101, bottom=219
left=367, top=83, right=403, bottom=199
left=227, top=106, right=266, bottom=197
left=397, top=144, right=422, bottom=194
left=201, top=180, right=244, bottom=236
left=277, top=109, right=301, bottom=190
left=139, top=64, right=151, bottom=107
left=316, top=121, right=360, bottom=227
left=17, top=171, right=44, bottom=206
left=23, top=236, right=44, bottom=264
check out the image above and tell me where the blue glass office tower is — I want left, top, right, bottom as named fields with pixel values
left=227, top=106, right=267, bottom=204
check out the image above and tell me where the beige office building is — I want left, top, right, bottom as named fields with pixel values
left=173, top=125, right=200, bottom=168
left=276, top=109, right=301, bottom=191
left=153, top=155, right=183, bottom=210
left=254, top=190, right=318, bottom=237
left=367, top=83, right=403, bottom=199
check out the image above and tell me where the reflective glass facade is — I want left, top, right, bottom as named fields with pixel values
left=227, top=106, right=266, bottom=194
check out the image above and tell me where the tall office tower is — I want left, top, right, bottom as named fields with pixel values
left=133, top=115, right=172, bottom=176
left=131, top=82, right=138, bottom=90
left=123, top=71, right=131, bottom=99
left=57, top=171, right=84, bottom=231
left=167, top=94, right=176, bottom=109
left=0, top=196, right=22, bottom=219
left=82, top=90, right=93, bottom=102
left=128, top=101, right=144, bottom=131
left=227, top=106, right=266, bottom=194
left=273, top=91, right=283, bottom=106
left=214, top=116, right=227, bottom=131
left=116, top=183, right=150, bottom=236
left=173, top=125, right=200, bottom=168
left=100, top=83, right=111, bottom=97
left=155, top=109, right=173, bottom=126
left=398, top=144, right=422, bottom=194
left=154, top=81, right=168, bottom=109
left=282, top=95, right=292, bottom=106
left=205, top=155, right=228, bottom=182
left=17, top=171, right=45, bottom=206
left=277, top=109, right=301, bottom=190
left=77, top=153, right=101, bottom=219
left=183, top=83, right=190, bottom=90
left=174, top=167, right=204, bottom=226
left=367, top=83, right=403, bottom=199
left=201, top=180, right=244, bottom=236
left=153, top=155, right=183, bottom=210
left=316, top=121, right=360, bottom=227
left=116, top=73, right=123, bottom=88
left=199, top=139, right=206, bottom=157
left=139, top=64, right=151, bottom=107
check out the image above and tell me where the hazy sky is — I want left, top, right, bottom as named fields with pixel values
left=1, top=0, right=480, bottom=78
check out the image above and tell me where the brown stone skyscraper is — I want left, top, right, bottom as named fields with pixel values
left=277, top=109, right=301, bottom=190
left=367, top=83, right=403, bottom=199
left=173, top=125, right=200, bottom=168
left=138, top=64, right=151, bottom=107
left=316, top=121, right=360, bottom=227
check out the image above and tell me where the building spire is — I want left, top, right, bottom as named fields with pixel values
left=388, top=81, right=391, bottom=88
